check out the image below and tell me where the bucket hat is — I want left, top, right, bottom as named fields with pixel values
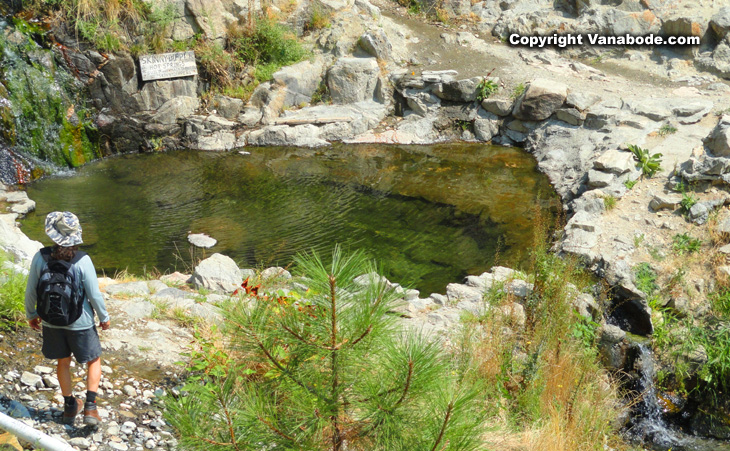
left=45, top=211, right=83, bottom=246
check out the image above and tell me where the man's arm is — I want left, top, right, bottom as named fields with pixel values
left=24, top=252, right=43, bottom=326
left=78, top=255, right=111, bottom=328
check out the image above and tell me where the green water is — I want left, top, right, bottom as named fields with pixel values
left=21, top=144, right=559, bottom=294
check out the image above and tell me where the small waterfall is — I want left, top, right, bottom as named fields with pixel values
left=627, top=344, right=730, bottom=451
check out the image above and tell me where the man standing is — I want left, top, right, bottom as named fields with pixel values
left=24, top=212, right=110, bottom=426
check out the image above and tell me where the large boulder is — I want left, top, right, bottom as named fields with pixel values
left=711, top=7, right=730, bottom=40
left=150, top=96, right=199, bottom=125
left=597, top=324, right=629, bottom=371
left=272, top=58, right=326, bottom=108
left=246, top=124, right=330, bottom=147
left=358, top=30, right=392, bottom=60
left=705, top=116, right=730, bottom=157
left=327, top=57, right=380, bottom=104
left=134, top=79, right=197, bottom=111
left=473, top=110, right=500, bottom=142
left=192, top=253, right=243, bottom=293
left=211, top=95, right=244, bottom=121
left=185, top=0, right=236, bottom=41
left=432, top=77, right=481, bottom=102
left=0, top=214, right=42, bottom=264
left=512, top=78, right=567, bottom=121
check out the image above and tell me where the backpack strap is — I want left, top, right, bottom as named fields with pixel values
left=39, top=247, right=53, bottom=262
left=70, top=251, right=87, bottom=264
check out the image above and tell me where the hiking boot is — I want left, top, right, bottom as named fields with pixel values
left=83, top=403, right=101, bottom=426
left=62, top=398, right=83, bottom=425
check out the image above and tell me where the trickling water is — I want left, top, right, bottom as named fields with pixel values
left=627, top=344, right=730, bottom=451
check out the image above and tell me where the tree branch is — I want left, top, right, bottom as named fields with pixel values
left=236, top=323, right=327, bottom=401
left=430, top=401, right=454, bottom=451
left=329, top=273, right=342, bottom=451
left=281, top=324, right=326, bottom=348
left=348, top=325, right=372, bottom=348
left=214, top=388, right=241, bottom=451
left=258, top=416, right=296, bottom=442
left=392, top=360, right=414, bottom=410
left=193, top=435, right=234, bottom=447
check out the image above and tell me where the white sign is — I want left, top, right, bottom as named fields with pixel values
left=139, top=51, right=197, bottom=81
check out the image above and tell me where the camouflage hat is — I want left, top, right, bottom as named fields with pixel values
left=44, top=211, right=83, bottom=246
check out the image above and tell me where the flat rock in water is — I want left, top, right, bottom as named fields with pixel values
left=187, top=233, right=217, bottom=248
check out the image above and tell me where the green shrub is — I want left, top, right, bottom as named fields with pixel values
left=166, top=246, right=485, bottom=450
left=624, top=179, right=637, bottom=190
left=231, top=18, right=305, bottom=71
left=0, top=251, right=27, bottom=326
left=628, top=144, right=662, bottom=178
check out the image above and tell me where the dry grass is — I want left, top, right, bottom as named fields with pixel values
left=456, top=213, right=625, bottom=451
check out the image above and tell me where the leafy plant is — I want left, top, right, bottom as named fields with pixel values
left=456, top=119, right=472, bottom=132
left=628, top=144, right=662, bottom=178
left=310, top=81, right=330, bottom=105
left=603, top=195, right=617, bottom=210
left=305, top=2, right=331, bottom=32
left=166, top=246, right=485, bottom=450
left=511, top=83, right=525, bottom=100
left=476, top=78, right=498, bottom=102
left=658, top=124, right=677, bottom=136
left=710, top=289, right=730, bottom=318
left=672, top=233, right=701, bottom=255
left=624, top=179, right=637, bottom=190
left=229, top=17, right=306, bottom=83
left=633, top=262, right=658, bottom=296
left=633, top=233, right=644, bottom=248
left=0, top=251, right=28, bottom=326
left=680, top=191, right=698, bottom=213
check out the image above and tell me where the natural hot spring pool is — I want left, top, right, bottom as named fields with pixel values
left=20, top=143, right=559, bottom=295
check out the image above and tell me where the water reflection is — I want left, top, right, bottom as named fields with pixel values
left=22, top=144, right=559, bottom=294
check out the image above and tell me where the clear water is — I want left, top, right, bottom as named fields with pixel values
left=21, top=144, right=559, bottom=294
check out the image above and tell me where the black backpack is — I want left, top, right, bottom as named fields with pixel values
left=36, top=247, right=87, bottom=326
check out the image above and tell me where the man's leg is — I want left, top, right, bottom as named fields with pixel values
left=86, top=357, right=100, bottom=392
left=83, top=357, right=102, bottom=426
left=57, top=357, right=73, bottom=396
left=58, top=357, right=82, bottom=424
